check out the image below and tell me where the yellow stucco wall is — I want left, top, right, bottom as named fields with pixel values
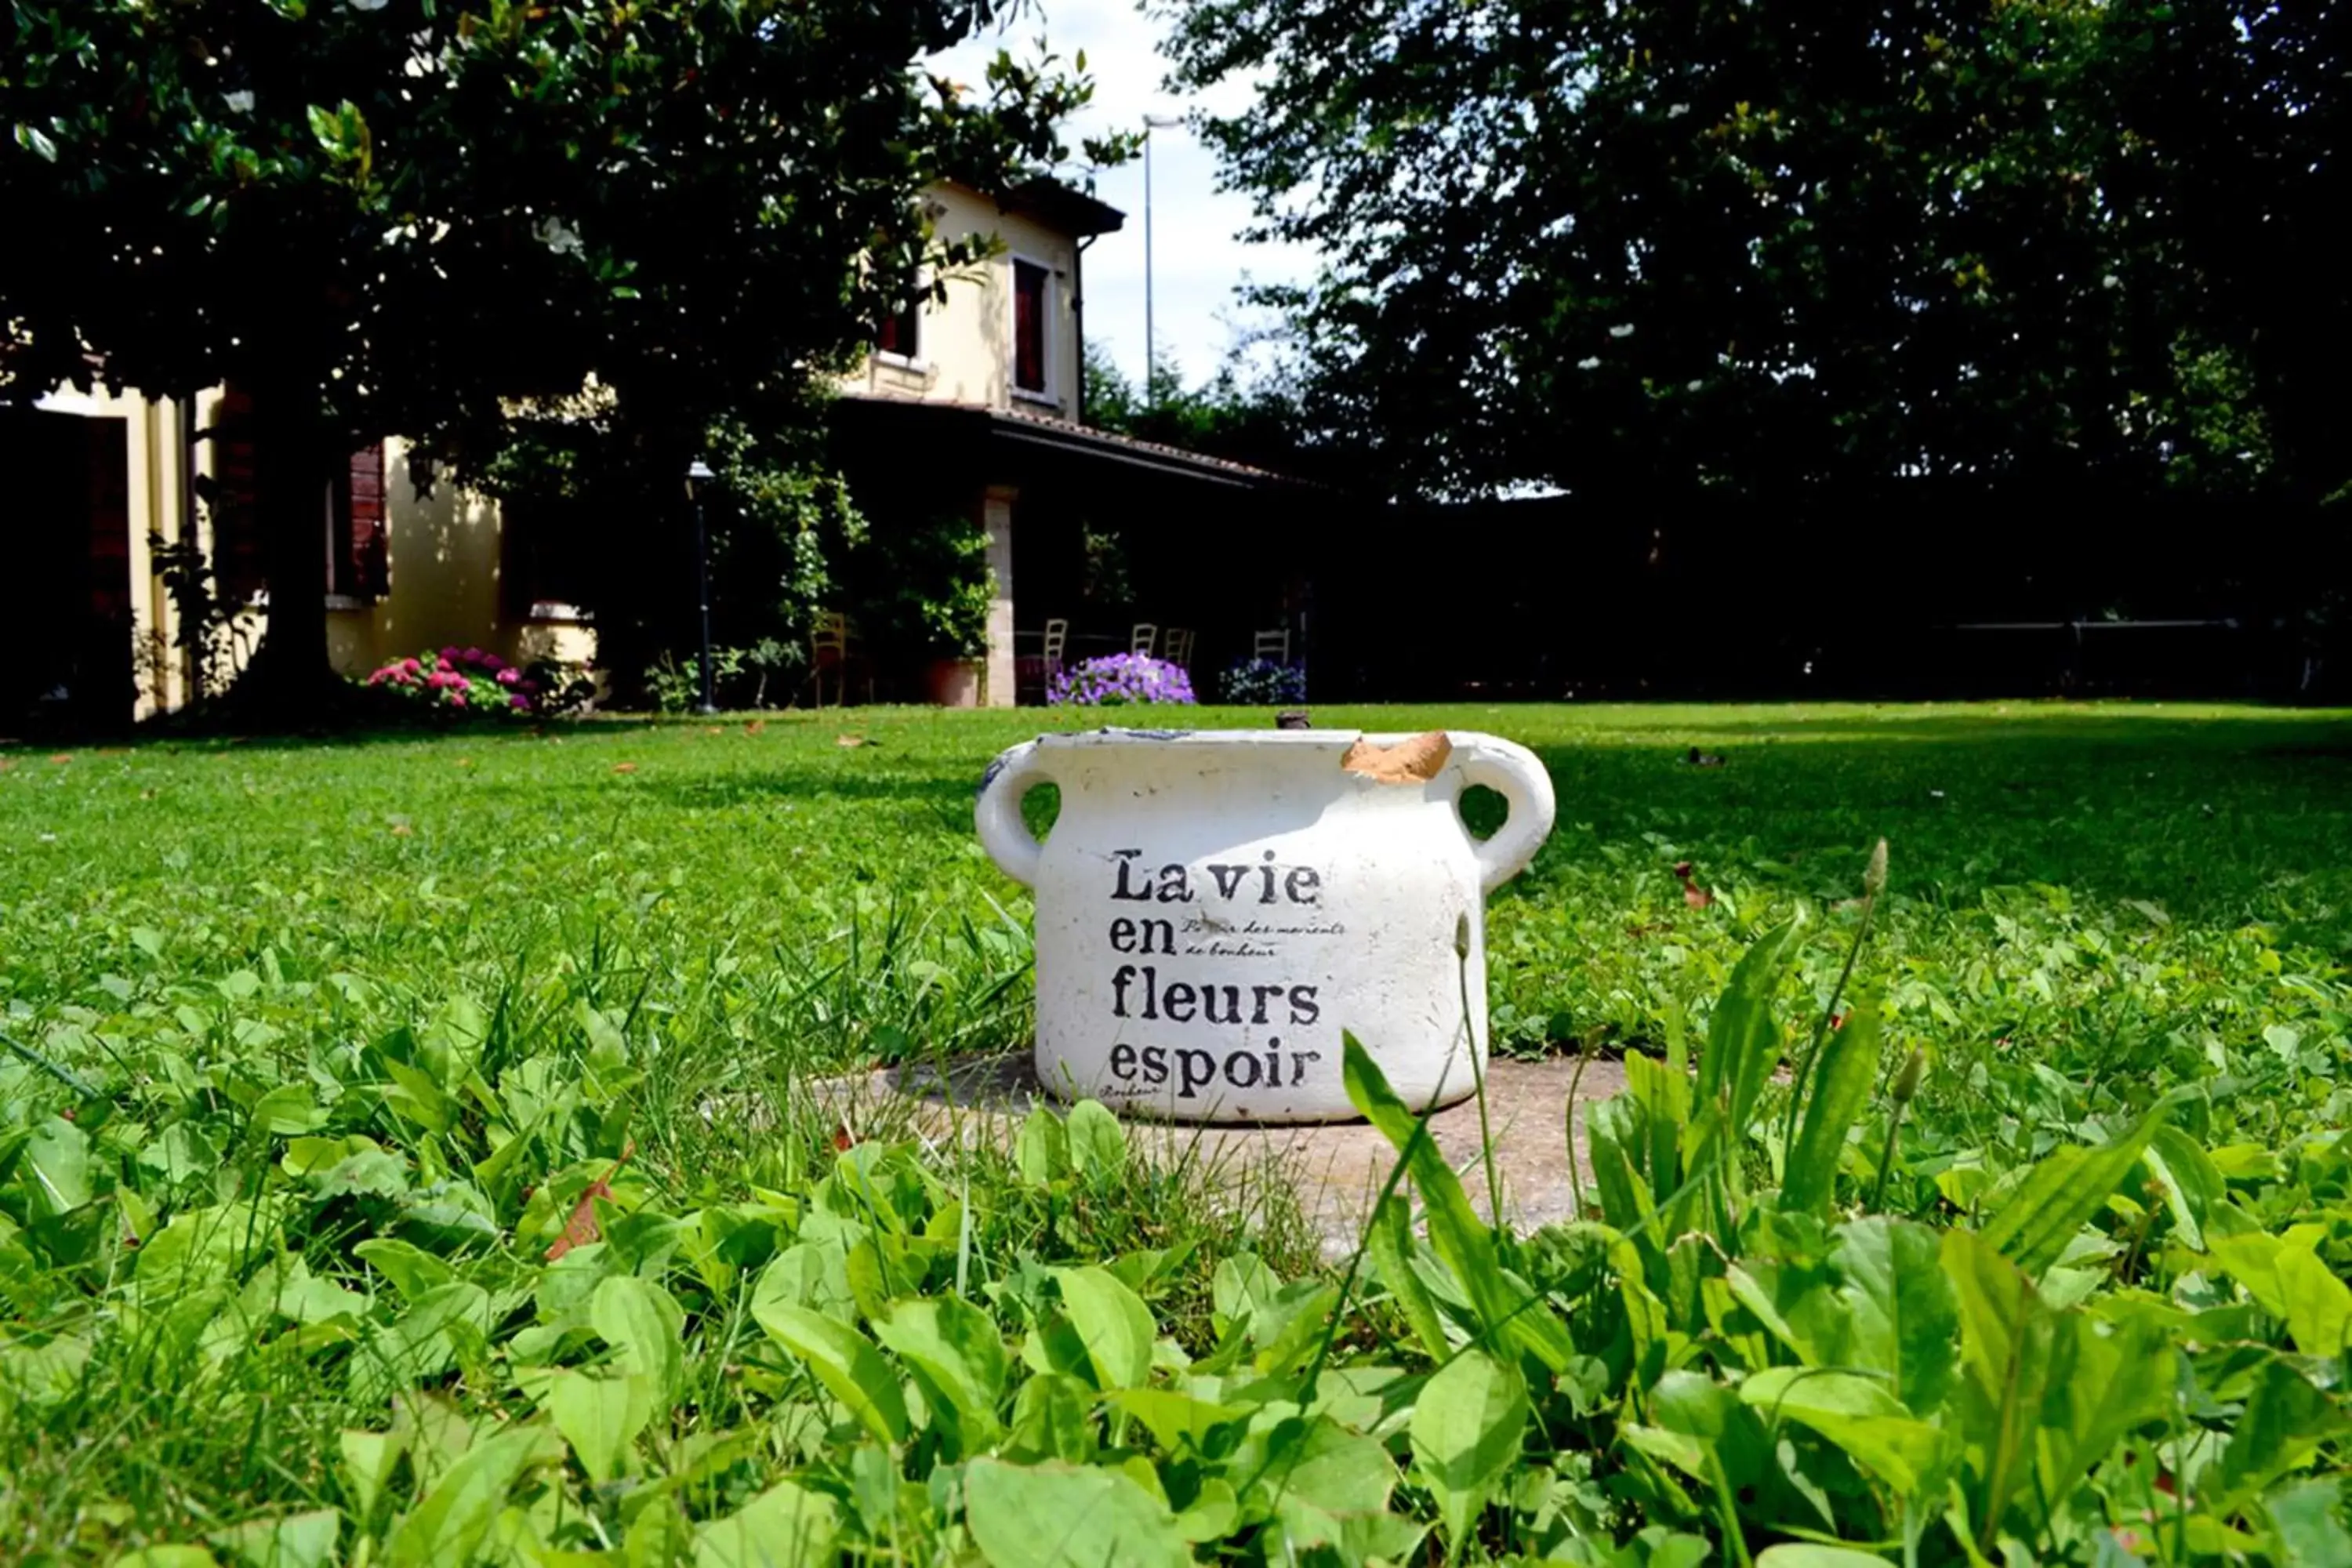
left=34, top=386, right=590, bottom=716
left=837, top=182, right=1085, bottom=421
left=42, top=179, right=1087, bottom=716
left=31, top=384, right=199, bottom=718
left=328, top=440, right=591, bottom=677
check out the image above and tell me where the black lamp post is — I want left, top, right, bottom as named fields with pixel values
left=685, top=459, right=717, bottom=713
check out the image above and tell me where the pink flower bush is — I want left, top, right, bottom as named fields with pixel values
left=364, top=645, right=546, bottom=719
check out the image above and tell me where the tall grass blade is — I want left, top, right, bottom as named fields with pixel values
left=1783, top=1000, right=1883, bottom=1214
left=1342, top=1035, right=1577, bottom=1372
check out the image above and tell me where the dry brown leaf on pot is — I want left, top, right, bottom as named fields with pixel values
left=1341, top=730, right=1452, bottom=783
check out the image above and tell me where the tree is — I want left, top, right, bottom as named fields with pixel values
left=1082, top=339, right=1334, bottom=481
left=1158, top=0, right=2304, bottom=505
left=471, top=388, right=870, bottom=695
left=2, top=2, right=1108, bottom=710
left=2107, top=0, right=2350, bottom=508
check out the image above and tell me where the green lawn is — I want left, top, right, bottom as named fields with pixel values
left=9, top=701, right=2349, bottom=1077
left=3, top=702, right=2348, bottom=1563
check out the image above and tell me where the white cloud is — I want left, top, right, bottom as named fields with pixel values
left=928, top=0, right=1310, bottom=389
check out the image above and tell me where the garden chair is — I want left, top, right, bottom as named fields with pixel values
left=1162, top=627, right=1196, bottom=670
left=1253, top=627, right=1291, bottom=664
left=1131, top=623, right=1158, bottom=658
left=1015, top=617, right=1070, bottom=704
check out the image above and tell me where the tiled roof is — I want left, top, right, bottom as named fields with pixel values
left=837, top=390, right=1299, bottom=488
left=992, top=401, right=1294, bottom=485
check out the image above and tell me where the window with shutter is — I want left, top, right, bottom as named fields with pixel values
left=1012, top=258, right=1051, bottom=396
left=876, top=273, right=922, bottom=363
left=330, top=444, right=388, bottom=601
left=204, top=388, right=267, bottom=603
left=501, top=496, right=592, bottom=619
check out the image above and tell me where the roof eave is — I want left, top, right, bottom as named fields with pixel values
left=1000, top=178, right=1127, bottom=238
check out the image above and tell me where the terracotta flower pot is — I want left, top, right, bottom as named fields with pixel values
left=927, top=657, right=982, bottom=708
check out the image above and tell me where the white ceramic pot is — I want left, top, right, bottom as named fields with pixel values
left=975, top=728, right=1555, bottom=1122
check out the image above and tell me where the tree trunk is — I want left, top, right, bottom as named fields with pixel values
left=234, top=375, right=344, bottom=722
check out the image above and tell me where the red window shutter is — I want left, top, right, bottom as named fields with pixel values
left=1013, top=260, right=1047, bottom=393
left=346, top=443, right=388, bottom=598
left=877, top=273, right=920, bottom=360
left=209, top=387, right=267, bottom=601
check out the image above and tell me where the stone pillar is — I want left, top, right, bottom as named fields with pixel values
left=126, top=398, right=168, bottom=719
left=982, top=483, right=1018, bottom=707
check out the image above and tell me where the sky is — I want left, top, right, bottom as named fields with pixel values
left=928, top=1, right=1312, bottom=391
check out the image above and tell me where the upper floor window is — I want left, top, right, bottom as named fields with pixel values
left=877, top=274, right=921, bottom=364
left=1012, top=257, right=1051, bottom=397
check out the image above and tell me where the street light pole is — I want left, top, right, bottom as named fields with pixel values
left=1142, top=113, right=1184, bottom=410
left=685, top=459, right=717, bottom=714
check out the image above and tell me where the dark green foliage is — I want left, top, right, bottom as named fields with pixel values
left=474, top=397, right=869, bottom=698
left=842, top=510, right=996, bottom=662
left=1161, top=0, right=2339, bottom=508
left=2, top=1, right=1103, bottom=699
left=1082, top=340, right=1326, bottom=480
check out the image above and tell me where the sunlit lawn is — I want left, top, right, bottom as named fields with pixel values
left=8, top=699, right=2348, bottom=1077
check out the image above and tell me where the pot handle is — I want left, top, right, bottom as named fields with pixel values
left=975, top=739, right=1053, bottom=887
left=1455, top=734, right=1557, bottom=893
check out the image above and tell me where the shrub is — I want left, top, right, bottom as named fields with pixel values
left=1047, top=652, right=1197, bottom=706
left=644, top=640, right=808, bottom=712
left=521, top=655, right=599, bottom=715
left=362, top=646, right=546, bottom=717
left=1218, top=657, right=1307, bottom=705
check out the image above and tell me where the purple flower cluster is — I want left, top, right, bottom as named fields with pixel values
left=365, top=646, right=543, bottom=715
left=1047, top=652, right=1197, bottom=707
